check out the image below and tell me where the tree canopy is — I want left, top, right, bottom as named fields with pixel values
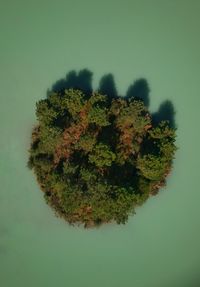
left=28, top=88, right=177, bottom=227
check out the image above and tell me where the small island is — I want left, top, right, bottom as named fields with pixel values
left=28, top=87, right=176, bottom=227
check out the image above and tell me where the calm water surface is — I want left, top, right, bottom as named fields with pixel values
left=0, top=1, right=200, bottom=286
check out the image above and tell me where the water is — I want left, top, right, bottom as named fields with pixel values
left=0, top=1, right=200, bottom=286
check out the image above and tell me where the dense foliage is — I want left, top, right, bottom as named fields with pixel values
left=28, top=88, right=176, bottom=227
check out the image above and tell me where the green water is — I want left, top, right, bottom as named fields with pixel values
left=0, top=1, right=200, bottom=286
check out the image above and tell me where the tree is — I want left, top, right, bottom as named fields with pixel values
left=29, top=87, right=176, bottom=227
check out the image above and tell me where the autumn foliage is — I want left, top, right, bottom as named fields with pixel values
left=28, top=88, right=176, bottom=227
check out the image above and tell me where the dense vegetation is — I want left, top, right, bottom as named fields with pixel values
left=28, top=87, right=176, bottom=227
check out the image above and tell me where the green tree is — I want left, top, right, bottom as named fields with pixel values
left=29, top=86, right=177, bottom=227
left=89, top=143, right=116, bottom=168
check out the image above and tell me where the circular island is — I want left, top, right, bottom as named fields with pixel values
left=28, top=87, right=176, bottom=227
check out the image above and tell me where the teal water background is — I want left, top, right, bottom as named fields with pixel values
left=0, top=1, right=200, bottom=286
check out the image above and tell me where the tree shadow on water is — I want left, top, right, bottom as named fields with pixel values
left=126, top=78, right=150, bottom=108
left=152, top=100, right=176, bottom=128
left=48, top=68, right=176, bottom=128
left=125, top=79, right=175, bottom=128
left=98, top=74, right=117, bottom=100
left=50, top=69, right=93, bottom=95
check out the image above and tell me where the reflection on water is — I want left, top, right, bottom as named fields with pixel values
left=49, top=69, right=176, bottom=128
left=0, top=1, right=200, bottom=287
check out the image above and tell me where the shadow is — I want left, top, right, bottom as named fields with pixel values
left=98, top=74, right=117, bottom=100
left=152, top=100, right=176, bottom=128
left=126, top=78, right=150, bottom=107
left=50, top=69, right=93, bottom=95
left=48, top=68, right=176, bottom=128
